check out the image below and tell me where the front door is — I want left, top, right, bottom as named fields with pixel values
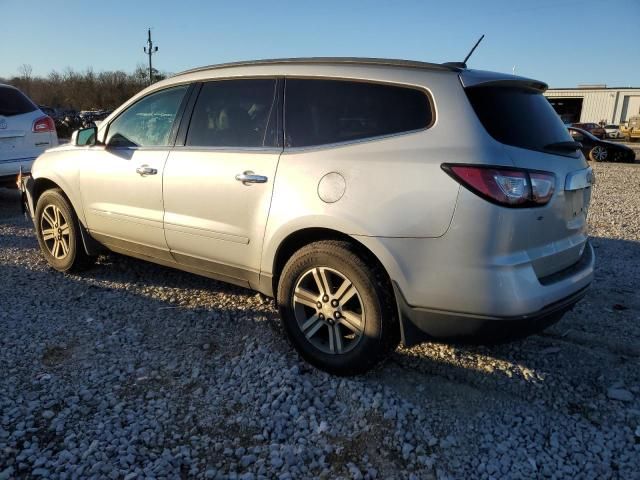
left=163, top=78, right=281, bottom=285
left=80, top=85, right=189, bottom=260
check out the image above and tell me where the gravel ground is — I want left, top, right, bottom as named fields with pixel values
left=1, top=162, right=639, bottom=479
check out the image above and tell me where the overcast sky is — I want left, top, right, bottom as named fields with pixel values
left=2, top=0, right=638, bottom=87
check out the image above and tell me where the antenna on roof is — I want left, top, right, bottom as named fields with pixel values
left=442, top=34, right=485, bottom=70
left=463, top=34, right=485, bottom=65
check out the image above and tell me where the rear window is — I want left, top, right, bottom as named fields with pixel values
left=466, top=86, right=573, bottom=153
left=285, top=79, right=433, bottom=148
left=0, top=86, right=37, bottom=116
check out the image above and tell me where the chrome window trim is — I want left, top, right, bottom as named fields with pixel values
left=170, top=145, right=283, bottom=154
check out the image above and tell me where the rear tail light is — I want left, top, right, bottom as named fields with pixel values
left=32, top=116, right=56, bottom=133
left=442, top=164, right=555, bottom=207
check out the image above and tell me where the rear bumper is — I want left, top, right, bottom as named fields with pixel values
left=395, top=241, right=594, bottom=346
left=0, top=156, right=36, bottom=174
left=0, top=157, right=36, bottom=187
left=395, top=282, right=589, bottom=345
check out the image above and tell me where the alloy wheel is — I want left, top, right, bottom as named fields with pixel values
left=40, top=204, right=71, bottom=259
left=591, top=146, right=608, bottom=162
left=292, top=267, right=365, bottom=355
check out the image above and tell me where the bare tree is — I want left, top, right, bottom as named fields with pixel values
left=18, top=64, right=33, bottom=80
left=17, top=64, right=33, bottom=95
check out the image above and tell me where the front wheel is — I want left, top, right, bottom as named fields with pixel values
left=277, top=240, right=399, bottom=375
left=35, top=189, right=93, bottom=272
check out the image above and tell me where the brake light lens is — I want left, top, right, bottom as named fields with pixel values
left=442, top=164, right=555, bottom=207
left=32, top=116, right=55, bottom=133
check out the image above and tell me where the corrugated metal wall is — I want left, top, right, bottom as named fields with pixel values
left=545, top=89, right=640, bottom=124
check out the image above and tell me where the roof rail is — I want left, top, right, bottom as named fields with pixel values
left=172, top=57, right=463, bottom=78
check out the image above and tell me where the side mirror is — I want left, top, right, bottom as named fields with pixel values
left=75, top=126, right=98, bottom=146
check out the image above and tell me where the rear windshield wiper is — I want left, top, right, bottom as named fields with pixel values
left=543, top=141, right=582, bottom=152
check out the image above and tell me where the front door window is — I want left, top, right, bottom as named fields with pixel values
left=106, top=85, right=188, bottom=147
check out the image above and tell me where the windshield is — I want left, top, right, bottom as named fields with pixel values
left=0, top=86, right=37, bottom=117
left=465, top=85, right=575, bottom=154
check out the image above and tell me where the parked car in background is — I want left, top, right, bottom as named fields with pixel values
left=38, top=105, right=57, bottom=119
left=571, top=122, right=606, bottom=139
left=620, top=116, right=640, bottom=141
left=0, top=84, right=58, bottom=188
left=19, top=58, right=594, bottom=374
left=604, top=124, right=624, bottom=139
left=568, top=127, right=636, bottom=163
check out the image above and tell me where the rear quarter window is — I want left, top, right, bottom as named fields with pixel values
left=0, top=86, right=37, bottom=116
left=285, top=79, right=433, bottom=148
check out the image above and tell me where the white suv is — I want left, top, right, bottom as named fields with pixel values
left=20, top=58, right=594, bottom=374
left=0, top=84, right=58, bottom=187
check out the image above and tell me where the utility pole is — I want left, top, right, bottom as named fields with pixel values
left=143, top=28, right=158, bottom=85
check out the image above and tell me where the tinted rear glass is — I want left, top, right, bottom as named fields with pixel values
left=0, top=86, right=37, bottom=116
left=285, top=79, right=432, bottom=147
left=466, top=86, right=573, bottom=153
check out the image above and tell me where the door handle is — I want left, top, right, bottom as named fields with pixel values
left=235, top=171, right=268, bottom=184
left=136, top=165, right=158, bottom=176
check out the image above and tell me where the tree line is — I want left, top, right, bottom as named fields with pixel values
left=1, top=64, right=167, bottom=111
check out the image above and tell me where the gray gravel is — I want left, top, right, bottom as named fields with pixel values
left=1, top=162, right=639, bottom=479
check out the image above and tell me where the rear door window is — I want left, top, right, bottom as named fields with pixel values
left=284, top=79, right=433, bottom=148
left=466, top=86, right=575, bottom=154
left=186, top=79, right=278, bottom=148
left=0, top=86, right=37, bottom=116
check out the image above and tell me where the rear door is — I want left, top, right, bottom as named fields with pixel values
left=80, top=84, right=190, bottom=260
left=163, top=78, right=281, bottom=285
left=464, top=82, right=592, bottom=276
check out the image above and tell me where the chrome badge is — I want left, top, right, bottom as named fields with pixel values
left=0, top=118, right=7, bottom=129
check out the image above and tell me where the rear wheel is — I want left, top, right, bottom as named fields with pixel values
left=277, top=240, right=399, bottom=375
left=35, top=189, right=92, bottom=272
left=589, top=145, right=608, bottom=162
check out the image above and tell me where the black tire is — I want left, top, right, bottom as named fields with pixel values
left=277, top=240, right=399, bottom=375
left=34, top=188, right=93, bottom=272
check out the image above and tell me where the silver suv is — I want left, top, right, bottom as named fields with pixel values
left=20, top=58, right=594, bottom=374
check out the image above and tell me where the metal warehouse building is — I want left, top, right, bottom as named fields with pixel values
left=545, top=86, right=640, bottom=125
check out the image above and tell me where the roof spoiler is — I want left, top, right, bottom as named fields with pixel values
left=460, top=70, right=548, bottom=92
